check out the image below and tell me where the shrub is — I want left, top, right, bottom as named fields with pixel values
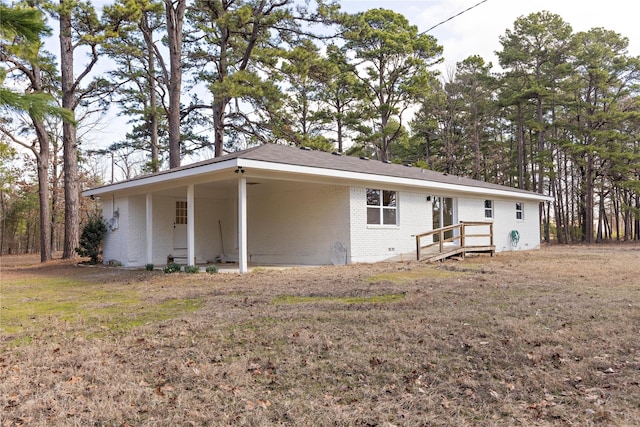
left=75, top=215, right=107, bottom=264
left=145, top=263, right=154, bottom=271
left=163, top=262, right=181, bottom=273
left=205, top=265, right=218, bottom=274
left=184, top=265, right=200, bottom=274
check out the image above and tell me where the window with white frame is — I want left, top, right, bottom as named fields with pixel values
left=515, top=202, right=524, bottom=220
left=484, top=200, right=493, bottom=219
left=175, top=201, right=187, bottom=224
left=366, top=189, right=397, bottom=225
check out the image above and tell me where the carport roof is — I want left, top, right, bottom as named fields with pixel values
left=83, top=143, right=552, bottom=201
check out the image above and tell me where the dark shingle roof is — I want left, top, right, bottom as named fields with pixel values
left=236, top=144, right=540, bottom=197
left=86, top=143, right=546, bottom=199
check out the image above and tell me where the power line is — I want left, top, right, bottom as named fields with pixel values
left=421, top=0, right=489, bottom=34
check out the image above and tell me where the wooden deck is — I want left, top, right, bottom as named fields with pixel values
left=415, top=222, right=495, bottom=262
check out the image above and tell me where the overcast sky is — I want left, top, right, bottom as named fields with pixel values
left=342, top=0, right=640, bottom=74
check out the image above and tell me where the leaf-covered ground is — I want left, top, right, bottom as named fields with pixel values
left=1, top=244, right=639, bottom=426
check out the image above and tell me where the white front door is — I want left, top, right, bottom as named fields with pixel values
left=173, top=200, right=187, bottom=250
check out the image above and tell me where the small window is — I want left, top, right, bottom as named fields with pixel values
left=484, top=200, right=493, bottom=219
left=176, top=201, right=187, bottom=224
left=515, top=202, right=524, bottom=220
left=366, top=189, right=397, bottom=225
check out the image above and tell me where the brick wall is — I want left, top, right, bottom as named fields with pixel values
left=103, top=194, right=236, bottom=267
left=102, top=186, right=543, bottom=268
left=457, top=196, right=541, bottom=252
left=247, top=182, right=350, bottom=265
left=147, top=195, right=235, bottom=266
left=349, top=187, right=432, bottom=263
left=102, top=197, right=127, bottom=266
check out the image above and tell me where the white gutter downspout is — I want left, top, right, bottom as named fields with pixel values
left=238, top=176, right=248, bottom=273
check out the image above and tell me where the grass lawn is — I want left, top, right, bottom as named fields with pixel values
left=1, top=244, right=639, bottom=426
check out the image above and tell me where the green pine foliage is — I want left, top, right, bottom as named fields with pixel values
left=75, top=215, right=107, bottom=264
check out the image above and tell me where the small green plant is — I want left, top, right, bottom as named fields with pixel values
left=184, top=265, right=200, bottom=274
left=145, top=263, right=154, bottom=271
left=75, top=214, right=107, bottom=264
left=205, top=265, right=218, bottom=274
left=163, top=262, right=181, bottom=273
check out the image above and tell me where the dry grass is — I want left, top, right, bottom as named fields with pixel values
left=1, top=244, right=639, bottom=426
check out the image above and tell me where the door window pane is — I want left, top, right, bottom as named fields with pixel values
left=176, top=201, right=187, bottom=224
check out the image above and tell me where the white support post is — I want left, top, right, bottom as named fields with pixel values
left=187, top=184, right=195, bottom=266
left=146, top=193, right=153, bottom=265
left=238, top=176, right=248, bottom=273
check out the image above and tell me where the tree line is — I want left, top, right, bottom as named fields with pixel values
left=1, top=1, right=639, bottom=261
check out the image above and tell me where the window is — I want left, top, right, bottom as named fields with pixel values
left=175, top=201, right=187, bottom=224
left=366, top=189, right=397, bottom=225
left=515, top=202, right=524, bottom=220
left=484, top=200, right=493, bottom=219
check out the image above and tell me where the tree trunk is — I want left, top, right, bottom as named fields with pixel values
left=142, top=13, right=159, bottom=172
left=537, top=95, right=549, bottom=242
left=213, top=23, right=230, bottom=158
left=25, top=220, right=32, bottom=254
left=583, top=152, right=594, bottom=243
left=0, top=190, right=5, bottom=254
left=337, top=114, right=344, bottom=153
left=563, top=153, right=571, bottom=242
left=31, top=61, right=52, bottom=262
left=60, top=2, right=80, bottom=259
left=32, top=116, right=52, bottom=262
left=612, top=186, right=620, bottom=241
left=165, top=0, right=186, bottom=168
left=633, top=194, right=640, bottom=240
left=624, top=189, right=632, bottom=241
left=51, top=137, right=61, bottom=254
left=472, top=105, right=480, bottom=180
left=213, top=100, right=226, bottom=157
left=378, top=61, right=389, bottom=163
left=552, top=175, right=564, bottom=243
left=596, top=191, right=605, bottom=242
left=516, top=104, right=525, bottom=189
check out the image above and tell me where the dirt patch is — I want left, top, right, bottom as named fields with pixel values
left=1, top=245, right=639, bottom=426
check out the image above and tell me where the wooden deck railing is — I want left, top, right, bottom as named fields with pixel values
left=415, top=221, right=494, bottom=261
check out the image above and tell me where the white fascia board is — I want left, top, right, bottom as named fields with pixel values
left=237, top=159, right=553, bottom=202
left=83, top=158, right=239, bottom=197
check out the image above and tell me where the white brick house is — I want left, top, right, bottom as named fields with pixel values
left=83, top=144, right=552, bottom=272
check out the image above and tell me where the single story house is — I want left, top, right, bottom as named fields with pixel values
left=83, top=144, right=553, bottom=272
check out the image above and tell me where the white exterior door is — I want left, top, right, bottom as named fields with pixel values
left=432, top=197, right=457, bottom=242
left=173, top=200, right=187, bottom=249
